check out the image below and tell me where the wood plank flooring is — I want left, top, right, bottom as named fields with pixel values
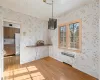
left=4, top=56, right=97, bottom=80
left=4, top=44, right=15, bottom=57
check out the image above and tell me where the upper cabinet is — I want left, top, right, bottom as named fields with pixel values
left=4, top=27, right=20, bottom=39
left=58, top=19, right=82, bottom=53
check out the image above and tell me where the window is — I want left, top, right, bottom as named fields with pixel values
left=58, top=25, right=67, bottom=48
left=58, top=19, right=82, bottom=53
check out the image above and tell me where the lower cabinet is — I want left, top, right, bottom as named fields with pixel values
left=21, top=46, right=49, bottom=64
left=35, top=46, right=49, bottom=60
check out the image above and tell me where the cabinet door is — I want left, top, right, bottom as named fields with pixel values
left=4, top=27, right=20, bottom=39
left=4, top=27, right=9, bottom=38
left=36, top=47, right=49, bottom=60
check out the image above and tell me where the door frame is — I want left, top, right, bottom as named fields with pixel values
left=2, top=19, right=21, bottom=71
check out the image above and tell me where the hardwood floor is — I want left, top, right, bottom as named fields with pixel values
left=4, top=44, right=15, bottom=57
left=4, top=56, right=96, bottom=80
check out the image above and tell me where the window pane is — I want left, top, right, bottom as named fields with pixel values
left=69, top=22, right=80, bottom=49
left=74, top=23, right=79, bottom=30
left=70, top=24, right=74, bottom=37
left=60, top=27, right=63, bottom=32
left=60, top=32, right=63, bottom=37
left=64, top=26, right=66, bottom=47
left=70, top=24, right=74, bottom=30
left=64, top=43, right=66, bottom=47
left=74, top=42, right=79, bottom=48
left=74, top=29, right=79, bottom=37
left=60, top=42, right=63, bottom=47
left=74, top=37, right=79, bottom=42
left=63, top=26, right=66, bottom=32
left=70, top=42, right=75, bottom=48
left=60, top=26, right=66, bottom=47
left=64, top=37, right=66, bottom=45
left=63, top=27, right=66, bottom=37
left=70, top=30, right=74, bottom=37
left=70, top=37, right=74, bottom=42
left=60, top=37, right=63, bottom=42
left=74, top=23, right=79, bottom=37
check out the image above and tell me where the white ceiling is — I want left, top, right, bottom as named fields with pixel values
left=0, top=0, right=92, bottom=20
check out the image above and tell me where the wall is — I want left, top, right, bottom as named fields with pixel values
left=98, top=18, right=100, bottom=80
left=98, top=0, right=100, bottom=80
left=49, top=0, right=99, bottom=78
left=0, top=6, right=49, bottom=65
left=3, top=21, right=20, bottom=28
left=0, top=6, right=3, bottom=79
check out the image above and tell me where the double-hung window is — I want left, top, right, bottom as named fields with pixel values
left=58, top=19, right=82, bottom=52
left=58, top=25, right=67, bottom=48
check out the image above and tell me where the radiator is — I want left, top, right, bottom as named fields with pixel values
left=61, top=52, right=75, bottom=58
left=61, top=52, right=75, bottom=65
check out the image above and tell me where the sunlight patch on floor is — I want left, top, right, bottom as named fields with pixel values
left=27, top=66, right=38, bottom=71
left=31, top=72, right=45, bottom=80
left=14, top=68, right=28, bottom=75
left=14, top=74, right=30, bottom=80
left=4, top=66, right=45, bottom=80
left=4, top=70, right=13, bottom=77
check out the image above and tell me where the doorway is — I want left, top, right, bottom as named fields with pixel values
left=3, top=21, right=20, bottom=71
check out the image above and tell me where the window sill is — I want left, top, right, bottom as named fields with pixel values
left=67, top=48, right=81, bottom=53
left=58, top=47, right=81, bottom=53
left=58, top=47, right=66, bottom=49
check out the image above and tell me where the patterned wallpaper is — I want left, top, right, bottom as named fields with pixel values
left=0, top=6, right=49, bottom=64
left=0, top=0, right=99, bottom=79
left=49, top=0, right=99, bottom=78
left=0, top=6, right=3, bottom=78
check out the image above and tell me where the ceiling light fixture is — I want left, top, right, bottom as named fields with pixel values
left=43, top=0, right=57, bottom=30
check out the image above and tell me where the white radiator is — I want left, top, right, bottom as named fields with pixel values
left=61, top=52, right=75, bottom=66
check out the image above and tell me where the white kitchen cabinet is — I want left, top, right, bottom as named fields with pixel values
left=35, top=46, right=49, bottom=60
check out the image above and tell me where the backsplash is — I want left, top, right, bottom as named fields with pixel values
left=49, top=0, right=99, bottom=78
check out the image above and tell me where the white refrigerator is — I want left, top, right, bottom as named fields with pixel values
left=15, top=33, right=20, bottom=55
